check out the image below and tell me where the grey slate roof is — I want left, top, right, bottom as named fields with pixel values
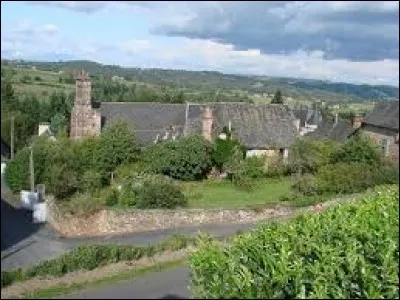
left=363, top=101, right=399, bottom=131
left=100, top=102, right=299, bottom=148
left=292, top=107, right=322, bottom=127
left=185, top=103, right=299, bottom=149
left=306, top=118, right=356, bottom=142
left=100, top=102, right=187, bottom=146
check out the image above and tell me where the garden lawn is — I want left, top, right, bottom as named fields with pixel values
left=182, top=177, right=291, bottom=209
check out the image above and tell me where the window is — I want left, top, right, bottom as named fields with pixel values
left=380, top=138, right=389, bottom=155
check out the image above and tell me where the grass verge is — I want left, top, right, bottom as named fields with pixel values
left=17, top=259, right=186, bottom=299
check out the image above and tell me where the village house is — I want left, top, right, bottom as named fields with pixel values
left=361, top=101, right=399, bottom=162
left=292, top=105, right=323, bottom=136
left=306, top=101, right=399, bottom=162
left=70, top=70, right=300, bottom=160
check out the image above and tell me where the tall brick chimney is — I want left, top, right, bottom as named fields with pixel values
left=352, top=114, right=363, bottom=129
left=202, top=106, right=214, bottom=141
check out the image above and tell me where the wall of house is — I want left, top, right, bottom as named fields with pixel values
left=246, top=149, right=278, bottom=157
left=362, top=124, right=399, bottom=163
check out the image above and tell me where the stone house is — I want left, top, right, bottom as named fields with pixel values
left=292, top=105, right=322, bottom=136
left=305, top=113, right=361, bottom=142
left=361, top=101, right=399, bottom=162
left=305, top=101, right=399, bottom=162
left=70, top=70, right=300, bottom=160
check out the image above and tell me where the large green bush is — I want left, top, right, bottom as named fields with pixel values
left=79, top=169, right=107, bottom=193
left=289, top=137, right=339, bottom=174
left=292, top=162, right=399, bottom=196
left=117, top=173, right=187, bottom=209
left=135, top=180, right=187, bottom=209
left=329, top=133, right=382, bottom=165
left=189, top=185, right=399, bottom=299
left=142, top=135, right=213, bottom=181
left=96, top=120, right=140, bottom=173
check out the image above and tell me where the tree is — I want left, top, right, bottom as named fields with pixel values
left=50, top=113, right=67, bottom=136
left=96, top=120, right=140, bottom=173
left=271, top=89, right=283, bottom=104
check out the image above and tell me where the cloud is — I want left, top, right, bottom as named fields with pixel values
left=25, top=1, right=399, bottom=61
left=28, top=1, right=108, bottom=13
left=3, top=2, right=399, bottom=86
left=150, top=1, right=399, bottom=61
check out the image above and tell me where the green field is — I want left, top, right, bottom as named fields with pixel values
left=182, top=178, right=292, bottom=208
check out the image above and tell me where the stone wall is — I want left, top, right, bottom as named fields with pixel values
left=362, top=124, right=399, bottom=163
left=45, top=197, right=293, bottom=237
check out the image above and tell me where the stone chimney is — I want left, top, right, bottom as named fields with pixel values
left=202, top=106, right=214, bottom=141
left=352, top=114, right=363, bottom=129
left=38, top=123, right=50, bottom=136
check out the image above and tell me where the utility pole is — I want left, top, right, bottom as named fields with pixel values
left=10, top=116, right=14, bottom=160
left=30, top=146, right=35, bottom=192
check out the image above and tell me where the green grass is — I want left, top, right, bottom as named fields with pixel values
left=16, top=259, right=185, bottom=299
left=182, top=177, right=291, bottom=209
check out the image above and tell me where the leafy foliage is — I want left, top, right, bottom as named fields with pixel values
left=135, top=179, right=187, bottom=209
left=117, top=172, right=187, bottom=209
left=212, top=137, right=246, bottom=172
left=96, top=120, right=140, bottom=173
left=289, top=138, right=339, bottom=174
left=292, top=162, right=399, bottom=196
left=189, top=185, right=399, bottom=299
left=50, top=113, right=67, bottom=136
left=329, top=133, right=382, bottom=166
left=142, top=135, right=213, bottom=181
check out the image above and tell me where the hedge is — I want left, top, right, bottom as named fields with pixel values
left=189, top=185, right=399, bottom=299
left=1, top=234, right=194, bottom=289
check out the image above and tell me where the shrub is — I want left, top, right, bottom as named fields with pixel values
left=79, top=169, right=106, bottom=193
left=240, top=156, right=265, bottom=179
left=212, top=138, right=246, bottom=172
left=329, top=133, right=382, bottom=166
left=114, top=162, right=150, bottom=183
left=142, top=135, right=213, bottom=181
left=189, top=185, right=399, bottom=299
left=117, top=172, right=162, bottom=207
left=96, top=120, right=140, bottom=173
left=34, top=76, right=42, bottom=81
left=291, top=173, right=318, bottom=196
left=292, top=162, right=399, bottom=196
left=135, top=179, right=187, bottom=209
left=45, top=164, right=78, bottom=199
left=289, top=137, right=339, bottom=174
left=264, top=155, right=289, bottom=178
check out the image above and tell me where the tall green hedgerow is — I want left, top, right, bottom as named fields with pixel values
left=189, top=185, right=399, bottom=299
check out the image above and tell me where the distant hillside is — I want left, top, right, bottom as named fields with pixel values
left=2, top=59, right=398, bottom=104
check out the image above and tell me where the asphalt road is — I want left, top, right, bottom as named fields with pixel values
left=63, top=266, right=190, bottom=299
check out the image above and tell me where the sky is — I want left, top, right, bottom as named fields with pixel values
left=1, top=1, right=399, bottom=86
